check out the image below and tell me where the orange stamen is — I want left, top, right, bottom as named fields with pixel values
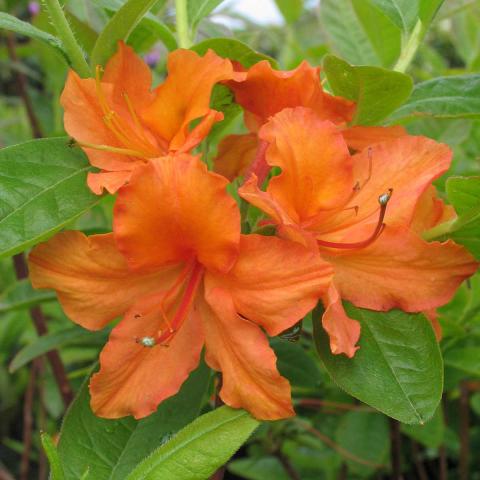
left=317, top=188, right=393, bottom=250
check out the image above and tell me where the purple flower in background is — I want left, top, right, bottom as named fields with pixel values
left=144, top=49, right=162, bottom=68
left=28, top=1, right=41, bottom=16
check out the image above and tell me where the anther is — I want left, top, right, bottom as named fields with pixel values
left=137, top=336, right=156, bottom=348
left=378, top=188, right=393, bottom=206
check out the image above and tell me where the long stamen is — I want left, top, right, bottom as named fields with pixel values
left=74, top=140, right=147, bottom=158
left=137, top=263, right=204, bottom=348
left=317, top=188, right=393, bottom=250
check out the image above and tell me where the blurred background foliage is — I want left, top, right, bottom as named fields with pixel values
left=1, top=0, right=480, bottom=479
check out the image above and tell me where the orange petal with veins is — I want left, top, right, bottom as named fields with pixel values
left=341, top=125, right=407, bottom=151
left=207, top=234, right=331, bottom=336
left=201, top=287, right=294, bottom=420
left=28, top=231, right=180, bottom=330
left=114, top=155, right=240, bottom=273
left=214, top=133, right=258, bottom=181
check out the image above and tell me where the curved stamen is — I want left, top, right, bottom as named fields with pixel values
left=317, top=188, right=393, bottom=250
left=74, top=140, right=147, bottom=158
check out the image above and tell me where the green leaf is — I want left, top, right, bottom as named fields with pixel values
left=313, top=305, right=443, bottom=424
left=368, top=0, right=418, bottom=33
left=447, top=176, right=480, bottom=215
left=0, top=138, right=99, bottom=259
left=274, top=0, right=303, bottom=24
left=0, top=279, right=55, bottom=314
left=444, top=347, right=480, bottom=376
left=324, top=55, right=413, bottom=125
left=191, top=38, right=277, bottom=68
left=390, top=75, right=480, bottom=121
left=126, top=406, right=259, bottom=480
left=9, top=327, right=100, bottom=373
left=228, top=457, right=290, bottom=480
left=187, top=0, right=225, bottom=30
left=41, top=432, right=66, bottom=480
left=90, top=0, right=160, bottom=68
left=0, top=12, right=69, bottom=63
left=93, top=0, right=177, bottom=52
left=58, top=361, right=211, bottom=480
left=418, top=0, right=444, bottom=25
left=271, top=338, right=322, bottom=390
left=319, top=0, right=401, bottom=68
left=335, top=411, right=389, bottom=475
left=401, top=406, right=445, bottom=448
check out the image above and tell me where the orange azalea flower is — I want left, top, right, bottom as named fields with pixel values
left=28, top=154, right=332, bottom=420
left=61, top=42, right=235, bottom=194
left=239, top=107, right=478, bottom=357
left=214, top=60, right=406, bottom=181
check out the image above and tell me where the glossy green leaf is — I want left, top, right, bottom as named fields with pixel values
left=41, top=432, right=66, bottom=480
left=274, top=0, right=303, bottom=24
left=320, top=0, right=401, bottom=67
left=0, top=12, right=69, bottom=63
left=418, top=0, right=444, bottom=25
left=324, top=55, right=413, bottom=125
left=126, top=406, right=259, bottom=480
left=58, top=361, right=211, bottom=480
left=90, top=0, right=159, bottom=68
left=444, top=347, right=480, bottom=376
left=191, top=38, right=277, bottom=68
left=0, top=279, right=55, bottom=314
left=390, top=75, right=480, bottom=121
left=9, top=327, right=99, bottom=373
left=188, top=0, right=225, bottom=29
left=313, top=305, right=443, bottom=424
left=401, top=406, right=445, bottom=448
left=0, top=138, right=98, bottom=259
left=335, top=411, right=389, bottom=475
left=447, top=177, right=480, bottom=215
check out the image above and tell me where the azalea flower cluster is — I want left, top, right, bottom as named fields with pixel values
left=28, top=43, right=477, bottom=420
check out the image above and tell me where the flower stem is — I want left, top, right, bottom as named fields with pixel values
left=393, top=20, right=425, bottom=73
left=42, top=0, right=90, bottom=77
left=175, top=0, right=191, bottom=48
left=422, top=219, right=456, bottom=241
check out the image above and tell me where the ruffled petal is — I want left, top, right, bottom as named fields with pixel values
left=214, top=133, right=258, bottom=181
left=228, top=60, right=355, bottom=129
left=141, top=49, right=234, bottom=150
left=206, top=234, right=331, bottom=336
left=341, top=125, right=407, bottom=151
left=321, top=284, right=360, bottom=358
left=28, top=231, right=179, bottom=330
left=87, top=170, right=132, bottom=195
left=90, top=290, right=204, bottom=418
left=114, top=155, right=240, bottom=272
left=201, top=287, right=294, bottom=420
left=259, top=107, right=354, bottom=222
left=325, top=226, right=478, bottom=312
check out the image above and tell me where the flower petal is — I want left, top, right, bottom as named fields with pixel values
left=201, top=287, right=294, bottom=420
left=326, top=226, right=478, bottom=312
left=114, top=155, right=240, bottom=272
left=228, top=60, right=354, bottom=129
left=28, top=231, right=179, bottom=330
left=341, top=125, right=407, bottom=151
left=214, top=133, right=258, bottom=181
left=259, top=107, right=354, bottom=222
left=321, top=284, right=360, bottom=358
left=141, top=49, right=234, bottom=150
left=90, top=290, right=204, bottom=418
left=87, top=170, right=132, bottom=195
left=207, top=234, right=331, bottom=336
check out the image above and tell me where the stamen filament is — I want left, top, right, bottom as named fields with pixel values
left=76, top=141, right=146, bottom=158
left=317, top=188, right=393, bottom=250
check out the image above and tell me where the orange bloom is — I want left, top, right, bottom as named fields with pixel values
left=239, top=107, right=478, bottom=357
left=61, top=42, right=235, bottom=194
left=214, top=60, right=406, bottom=181
left=29, top=154, right=332, bottom=420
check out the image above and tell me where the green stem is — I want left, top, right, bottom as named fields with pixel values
left=42, top=0, right=90, bottom=77
left=175, top=0, right=191, bottom=48
left=422, top=219, right=456, bottom=241
left=393, top=20, right=425, bottom=73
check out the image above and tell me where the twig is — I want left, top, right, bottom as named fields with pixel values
left=389, top=419, right=403, bottom=480
left=5, top=34, right=43, bottom=139
left=295, top=419, right=386, bottom=469
left=411, top=441, right=428, bottom=480
left=13, top=254, right=74, bottom=407
left=459, top=381, right=470, bottom=480
left=0, top=466, right=16, bottom=480
left=297, top=398, right=375, bottom=412
left=276, top=451, right=301, bottom=480
left=37, top=359, right=48, bottom=480
left=19, top=359, right=39, bottom=480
